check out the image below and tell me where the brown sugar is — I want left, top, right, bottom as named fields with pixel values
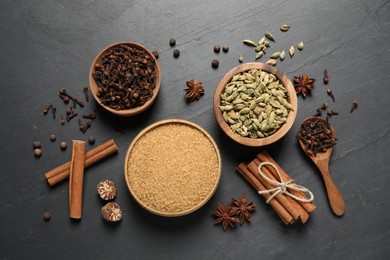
left=126, top=121, right=221, bottom=215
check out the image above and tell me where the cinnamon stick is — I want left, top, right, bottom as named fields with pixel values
left=69, top=140, right=85, bottom=219
left=236, top=163, right=293, bottom=224
left=247, top=161, right=300, bottom=222
left=45, top=139, right=118, bottom=186
left=253, top=158, right=309, bottom=223
left=257, top=152, right=316, bottom=213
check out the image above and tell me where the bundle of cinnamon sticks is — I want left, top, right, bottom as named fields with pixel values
left=236, top=151, right=316, bottom=224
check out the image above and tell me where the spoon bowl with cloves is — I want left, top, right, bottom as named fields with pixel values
left=298, top=117, right=345, bottom=216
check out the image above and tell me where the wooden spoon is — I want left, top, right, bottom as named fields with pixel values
left=298, top=117, right=345, bottom=216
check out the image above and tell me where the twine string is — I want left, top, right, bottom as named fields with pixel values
left=257, top=162, right=314, bottom=204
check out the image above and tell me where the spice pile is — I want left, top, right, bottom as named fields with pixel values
left=125, top=121, right=220, bottom=216
left=219, top=69, right=293, bottom=138
left=92, top=45, right=158, bottom=111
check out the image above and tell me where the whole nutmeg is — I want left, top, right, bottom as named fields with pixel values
left=97, top=180, right=117, bottom=200
left=101, top=202, right=122, bottom=222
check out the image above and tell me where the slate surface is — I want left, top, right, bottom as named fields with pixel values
left=1, top=0, right=389, bottom=259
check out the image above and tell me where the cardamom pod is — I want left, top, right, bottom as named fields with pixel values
left=298, top=41, right=304, bottom=50
left=258, top=36, right=265, bottom=45
left=238, top=55, right=244, bottom=63
left=266, top=59, right=277, bottom=66
left=255, top=51, right=264, bottom=60
left=289, top=45, right=295, bottom=57
left=280, top=24, right=290, bottom=32
left=243, top=39, right=258, bottom=47
left=270, top=52, right=281, bottom=59
left=265, top=31, right=275, bottom=42
left=279, top=50, right=286, bottom=61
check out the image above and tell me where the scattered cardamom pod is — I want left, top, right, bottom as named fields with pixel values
left=289, top=45, right=295, bottom=57
left=265, top=31, right=275, bottom=42
left=266, top=59, right=277, bottom=66
left=255, top=51, right=264, bottom=60
left=279, top=50, right=286, bottom=61
left=270, top=52, right=281, bottom=59
left=280, top=24, right=290, bottom=32
left=239, top=55, right=244, bottom=63
left=243, top=39, right=258, bottom=47
left=298, top=41, right=304, bottom=50
left=258, top=37, right=265, bottom=45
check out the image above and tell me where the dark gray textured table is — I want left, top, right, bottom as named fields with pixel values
left=1, top=0, right=389, bottom=259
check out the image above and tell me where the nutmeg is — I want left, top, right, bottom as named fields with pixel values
left=97, top=180, right=117, bottom=201
left=101, top=202, right=122, bottom=222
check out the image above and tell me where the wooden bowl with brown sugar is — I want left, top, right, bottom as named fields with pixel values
left=124, top=119, right=222, bottom=217
left=89, top=42, right=161, bottom=116
left=213, top=62, right=297, bottom=147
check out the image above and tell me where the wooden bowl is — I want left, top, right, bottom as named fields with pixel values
left=124, top=119, right=222, bottom=217
left=89, top=42, right=161, bottom=116
left=213, top=62, right=297, bottom=147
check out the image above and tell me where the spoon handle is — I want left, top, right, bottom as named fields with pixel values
left=319, top=165, right=345, bottom=216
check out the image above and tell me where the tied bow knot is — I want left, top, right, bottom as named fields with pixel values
left=257, top=162, right=314, bottom=204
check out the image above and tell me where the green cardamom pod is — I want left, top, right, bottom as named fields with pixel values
left=289, top=45, right=295, bottom=57
left=298, top=41, right=304, bottom=50
left=265, top=31, right=275, bottom=41
left=258, top=36, right=265, bottom=45
left=280, top=24, right=290, bottom=32
left=270, top=52, right=281, bottom=59
left=238, top=55, right=244, bottom=63
left=243, top=39, right=258, bottom=47
left=266, top=59, right=277, bottom=66
left=279, top=50, right=286, bottom=61
left=255, top=51, right=264, bottom=60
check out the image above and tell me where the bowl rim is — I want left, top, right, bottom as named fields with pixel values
left=89, top=41, right=161, bottom=116
left=124, top=119, right=222, bottom=217
left=213, top=62, right=298, bottom=147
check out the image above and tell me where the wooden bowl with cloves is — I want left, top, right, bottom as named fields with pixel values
left=213, top=62, right=297, bottom=147
left=89, top=41, right=161, bottom=116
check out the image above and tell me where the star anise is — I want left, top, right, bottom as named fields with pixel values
left=184, top=79, right=204, bottom=101
left=212, top=202, right=239, bottom=231
left=293, top=74, right=316, bottom=98
left=232, top=194, right=256, bottom=224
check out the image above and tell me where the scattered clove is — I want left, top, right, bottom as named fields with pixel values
left=350, top=100, right=358, bottom=113
left=82, top=120, right=92, bottom=134
left=66, top=113, right=78, bottom=122
left=82, top=113, right=96, bottom=120
left=78, top=119, right=84, bottom=131
left=323, top=70, right=329, bottom=84
left=52, top=106, right=56, bottom=119
left=327, top=88, right=335, bottom=102
left=43, top=104, right=52, bottom=115
left=327, top=109, right=339, bottom=116
left=83, top=86, right=89, bottom=102
left=60, top=115, right=65, bottom=125
left=314, top=102, right=328, bottom=116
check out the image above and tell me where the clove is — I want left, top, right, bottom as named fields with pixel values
left=83, top=86, right=89, bottom=102
left=66, top=113, right=78, bottom=122
left=327, top=109, right=339, bottom=116
left=52, top=106, right=56, bottom=119
left=327, top=88, right=335, bottom=102
left=314, top=102, right=328, bottom=116
left=43, top=104, right=52, bottom=114
left=323, top=70, right=329, bottom=84
left=350, top=100, right=358, bottom=113
left=82, top=120, right=92, bottom=134
left=82, top=113, right=96, bottom=120
left=60, top=115, right=65, bottom=125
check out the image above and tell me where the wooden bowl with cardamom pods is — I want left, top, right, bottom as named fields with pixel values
left=213, top=62, right=297, bottom=147
left=89, top=41, right=161, bottom=116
